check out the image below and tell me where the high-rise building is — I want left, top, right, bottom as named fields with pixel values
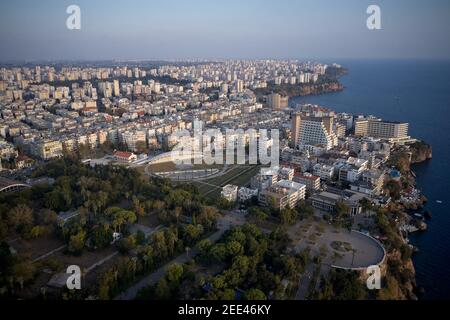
left=354, top=119, right=409, bottom=140
left=267, top=93, right=288, bottom=110
left=235, top=80, right=244, bottom=93
left=220, top=83, right=228, bottom=94
left=291, top=113, right=338, bottom=150
left=113, top=80, right=120, bottom=97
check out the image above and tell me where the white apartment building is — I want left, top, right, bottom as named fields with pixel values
left=32, top=140, right=63, bottom=160
left=259, top=180, right=306, bottom=210
left=221, top=184, right=239, bottom=202
left=291, top=113, right=338, bottom=151
left=293, top=172, right=321, bottom=193
left=238, top=187, right=259, bottom=203
left=313, top=163, right=335, bottom=181
left=278, top=167, right=295, bottom=181
left=120, top=130, right=147, bottom=152
left=354, top=118, right=409, bottom=140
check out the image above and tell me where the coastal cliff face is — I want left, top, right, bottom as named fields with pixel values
left=296, top=82, right=343, bottom=96
left=382, top=141, right=433, bottom=300
left=254, top=81, right=344, bottom=100
left=410, top=141, right=433, bottom=164
left=378, top=252, right=417, bottom=300
left=388, top=141, right=432, bottom=174
left=253, top=66, right=347, bottom=100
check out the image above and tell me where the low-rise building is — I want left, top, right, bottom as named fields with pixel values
left=221, top=184, right=239, bottom=202
left=278, top=167, right=295, bottom=181
left=310, top=189, right=367, bottom=216
left=32, top=140, right=63, bottom=160
left=313, top=163, right=335, bottom=181
left=238, top=187, right=258, bottom=203
left=293, top=173, right=321, bottom=193
left=259, top=180, right=306, bottom=210
left=114, top=151, right=137, bottom=163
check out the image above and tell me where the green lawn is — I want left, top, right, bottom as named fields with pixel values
left=191, top=165, right=261, bottom=200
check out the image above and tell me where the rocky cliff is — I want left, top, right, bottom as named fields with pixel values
left=410, top=141, right=433, bottom=164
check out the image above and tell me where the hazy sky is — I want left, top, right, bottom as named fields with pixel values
left=0, top=0, right=449, bottom=61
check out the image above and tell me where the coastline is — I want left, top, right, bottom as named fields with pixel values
left=294, top=87, right=433, bottom=300
left=254, top=66, right=347, bottom=99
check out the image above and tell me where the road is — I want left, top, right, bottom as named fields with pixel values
left=32, top=245, right=67, bottom=263
left=114, top=213, right=245, bottom=300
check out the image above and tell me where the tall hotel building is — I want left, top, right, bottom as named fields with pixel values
left=291, top=113, right=338, bottom=150
left=354, top=118, right=409, bottom=141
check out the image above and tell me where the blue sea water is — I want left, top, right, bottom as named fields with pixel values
left=291, top=59, right=450, bottom=299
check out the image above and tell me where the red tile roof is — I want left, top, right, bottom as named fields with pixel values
left=114, top=151, right=134, bottom=158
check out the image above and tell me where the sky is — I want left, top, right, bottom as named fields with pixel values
left=0, top=0, right=449, bottom=61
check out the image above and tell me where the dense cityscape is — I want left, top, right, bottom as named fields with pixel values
left=2, top=2, right=450, bottom=316
left=0, top=59, right=433, bottom=300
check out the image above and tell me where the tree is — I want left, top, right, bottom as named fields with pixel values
left=164, top=228, right=179, bottom=257
left=335, top=202, right=350, bottom=220
left=231, top=256, right=250, bottom=277
left=220, top=288, right=236, bottom=300
left=385, top=180, right=402, bottom=200
left=36, top=209, right=58, bottom=226
left=183, top=224, right=204, bottom=245
left=154, top=278, right=171, bottom=300
left=248, top=207, right=268, bottom=224
left=44, top=190, right=65, bottom=211
left=29, top=226, right=49, bottom=239
left=139, top=247, right=154, bottom=271
left=212, top=275, right=226, bottom=290
left=132, top=196, right=146, bottom=218
left=166, top=263, right=184, bottom=284
left=152, top=200, right=166, bottom=213
left=359, top=198, right=373, bottom=212
left=267, top=196, right=278, bottom=212
left=98, top=269, right=115, bottom=300
left=297, top=202, right=314, bottom=220
left=91, top=222, right=112, bottom=249
left=217, top=197, right=233, bottom=210
left=321, top=269, right=366, bottom=300
left=151, top=231, right=169, bottom=262
left=135, top=230, right=146, bottom=245
left=197, top=239, right=213, bottom=262
left=243, top=288, right=267, bottom=300
left=118, top=235, right=137, bottom=254
left=105, top=207, right=137, bottom=233
left=210, top=244, right=228, bottom=263
left=197, top=206, right=219, bottom=231
left=279, top=208, right=297, bottom=226
left=226, top=241, right=244, bottom=257
left=68, top=230, right=86, bottom=254
left=8, top=204, right=34, bottom=233
left=12, top=261, right=36, bottom=290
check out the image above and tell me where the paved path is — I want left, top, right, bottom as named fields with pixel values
left=314, top=264, right=331, bottom=292
left=114, top=214, right=245, bottom=300
left=295, top=263, right=316, bottom=300
left=85, top=251, right=119, bottom=273
left=32, top=245, right=67, bottom=263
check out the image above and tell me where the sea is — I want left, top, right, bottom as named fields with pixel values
left=290, top=59, right=450, bottom=300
